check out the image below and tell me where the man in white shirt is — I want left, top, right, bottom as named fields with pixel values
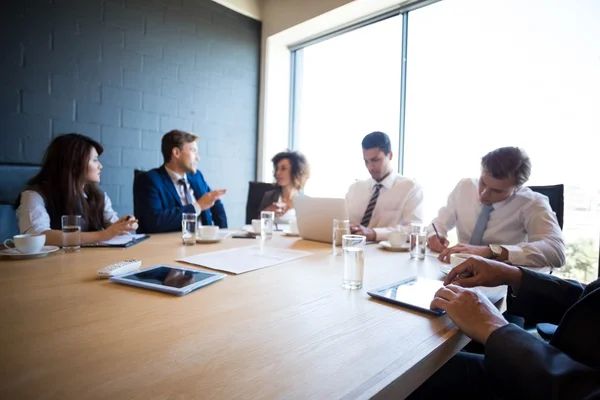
left=346, top=131, right=424, bottom=242
left=428, top=147, right=566, bottom=268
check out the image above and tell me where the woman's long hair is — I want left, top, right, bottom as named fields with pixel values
left=271, top=150, right=310, bottom=191
left=27, top=133, right=106, bottom=231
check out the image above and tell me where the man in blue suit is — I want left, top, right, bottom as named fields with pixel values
left=134, top=130, right=227, bottom=233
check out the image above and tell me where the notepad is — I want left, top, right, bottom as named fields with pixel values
left=85, top=234, right=150, bottom=248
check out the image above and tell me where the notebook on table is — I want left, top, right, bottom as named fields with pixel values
left=84, top=234, right=150, bottom=248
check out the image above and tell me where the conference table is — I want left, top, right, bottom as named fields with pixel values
left=0, top=231, right=505, bottom=399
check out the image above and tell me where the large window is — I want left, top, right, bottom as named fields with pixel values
left=292, top=15, right=403, bottom=198
left=291, top=0, right=600, bottom=281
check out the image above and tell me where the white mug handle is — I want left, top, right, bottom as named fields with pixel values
left=3, top=239, right=15, bottom=248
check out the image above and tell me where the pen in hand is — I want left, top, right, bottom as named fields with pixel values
left=431, top=223, right=444, bottom=246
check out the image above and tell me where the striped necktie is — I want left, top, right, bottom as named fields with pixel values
left=178, top=178, right=195, bottom=205
left=469, top=204, right=493, bottom=245
left=360, top=183, right=383, bottom=227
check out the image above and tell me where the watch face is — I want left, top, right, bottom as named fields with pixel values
left=490, top=245, right=501, bottom=255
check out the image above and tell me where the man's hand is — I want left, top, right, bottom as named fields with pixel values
left=427, top=235, right=449, bottom=252
left=439, top=243, right=492, bottom=263
left=431, top=284, right=508, bottom=344
left=350, top=224, right=376, bottom=241
left=197, top=189, right=226, bottom=211
left=444, top=255, right=523, bottom=293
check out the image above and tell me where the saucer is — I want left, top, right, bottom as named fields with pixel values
left=196, top=237, right=221, bottom=244
left=379, top=241, right=409, bottom=252
left=282, top=230, right=300, bottom=237
left=438, top=264, right=452, bottom=276
left=0, top=245, right=60, bottom=259
left=242, top=228, right=261, bottom=236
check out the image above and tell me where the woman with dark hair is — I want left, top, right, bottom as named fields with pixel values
left=259, top=150, right=310, bottom=223
left=16, top=133, right=138, bottom=246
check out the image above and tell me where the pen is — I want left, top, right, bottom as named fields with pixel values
left=431, top=223, right=443, bottom=245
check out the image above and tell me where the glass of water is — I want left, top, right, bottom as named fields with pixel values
left=342, top=234, right=366, bottom=290
left=61, top=215, right=82, bottom=252
left=181, top=213, right=197, bottom=245
left=410, top=222, right=427, bottom=260
left=332, top=219, right=350, bottom=256
left=260, top=211, right=275, bottom=239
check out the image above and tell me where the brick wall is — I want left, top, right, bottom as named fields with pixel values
left=0, top=0, right=260, bottom=227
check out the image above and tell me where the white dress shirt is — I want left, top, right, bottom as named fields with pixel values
left=345, top=172, right=424, bottom=241
left=17, top=190, right=119, bottom=235
left=164, top=166, right=202, bottom=214
left=275, top=195, right=296, bottom=224
left=430, top=178, right=566, bottom=268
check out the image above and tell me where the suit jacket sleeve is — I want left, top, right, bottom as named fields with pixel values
left=134, top=172, right=195, bottom=233
left=485, top=324, right=600, bottom=399
left=506, top=268, right=586, bottom=325
left=198, top=172, right=227, bottom=229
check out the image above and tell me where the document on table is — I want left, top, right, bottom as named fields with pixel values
left=178, top=245, right=312, bottom=274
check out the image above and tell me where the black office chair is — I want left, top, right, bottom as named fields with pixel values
left=245, top=181, right=275, bottom=224
left=0, top=164, right=41, bottom=242
left=528, top=184, right=564, bottom=230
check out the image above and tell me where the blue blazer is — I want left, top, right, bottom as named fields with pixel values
left=134, top=166, right=227, bottom=233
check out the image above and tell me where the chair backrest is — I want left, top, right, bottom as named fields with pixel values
left=245, top=181, right=275, bottom=224
left=0, top=163, right=41, bottom=241
left=133, top=169, right=146, bottom=220
left=528, top=184, right=564, bottom=230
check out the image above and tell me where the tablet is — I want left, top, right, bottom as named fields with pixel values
left=367, top=276, right=445, bottom=316
left=110, top=265, right=226, bottom=296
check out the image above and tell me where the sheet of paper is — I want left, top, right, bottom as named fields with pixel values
left=178, top=245, right=312, bottom=274
left=98, top=234, right=147, bottom=246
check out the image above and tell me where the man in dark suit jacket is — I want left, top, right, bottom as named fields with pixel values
left=134, top=130, right=227, bottom=233
left=409, top=256, right=600, bottom=399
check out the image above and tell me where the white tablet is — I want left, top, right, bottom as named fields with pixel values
left=110, top=265, right=226, bottom=296
left=367, top=276, right=445, bottom=316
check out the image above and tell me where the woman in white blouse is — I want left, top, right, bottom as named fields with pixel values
left=16, top=133, right=138, bottom=246
left=258, top=150, right=310, bottom=224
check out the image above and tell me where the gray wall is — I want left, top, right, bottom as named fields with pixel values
left=0, top=0, right=260, bottom=227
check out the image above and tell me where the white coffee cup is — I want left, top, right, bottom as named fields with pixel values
left=450, top=253, right=471, bottom=267
left=4, top=234, right=46, bottom=254
left=388, top=231, right=408, bottom=248
left=289, top=220, right=299, bottom=234
left=251, top=219, right=261, bottom=233
left=198, top=226, right=219, bottom=240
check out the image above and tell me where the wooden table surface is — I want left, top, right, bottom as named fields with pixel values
left=0, top=232, right=505, bottom=399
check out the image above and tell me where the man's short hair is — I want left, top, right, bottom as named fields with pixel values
left=481, top=147, right=531, bottom=186
left=161, top=130, right=198, bottom=163
left=361, top=131, right=391, bottom=155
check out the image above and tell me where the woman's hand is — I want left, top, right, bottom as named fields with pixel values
left=103, top=215, right=138, bottom=240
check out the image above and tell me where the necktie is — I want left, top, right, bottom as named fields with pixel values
left=178, top=179, right=195, bottom=206
left=360, top=183, right=383, bottom=227
left=469, top=204, right=493, bottom=245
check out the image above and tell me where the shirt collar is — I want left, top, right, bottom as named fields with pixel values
left=369, top=172, right=395, bottom=190
left=164, top=165, right=186, bottom=184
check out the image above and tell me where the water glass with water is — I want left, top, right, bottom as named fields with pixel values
left=181, top=213, right=197, bottom=245
left=260, top=211, right=275, bottom=239
left=332, top=219, right=350, bottom=256
left=61, top=215, right=82, bottom=252
left=342, top=234, right=366, bottom=290
left=410, top=223, right=427, bottom=260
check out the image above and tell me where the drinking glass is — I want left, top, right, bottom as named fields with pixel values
left=182, top=213, right=197, bottom=245
left=332, top=219, right=350, bottom=256
left=61, top=215, right=82, bottom=252
left=342, top=234, right=366, bottom=290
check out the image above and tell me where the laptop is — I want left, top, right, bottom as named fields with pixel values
left=293, top=196, right=348, bottom=243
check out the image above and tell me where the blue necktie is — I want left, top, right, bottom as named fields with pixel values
left=470, top=204, right=493, bottom=245
left=178, top=179, right=195, bottom=205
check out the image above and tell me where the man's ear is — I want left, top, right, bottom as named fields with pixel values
left=172, top=147, right=181, bottom=160
left=388, top=151, right=394, bottom=161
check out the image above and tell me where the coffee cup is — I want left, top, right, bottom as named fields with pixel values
left=450, top=253, right=471, bottom=267
left=4, top=234, right=46, bottom=254
left=251, top=219, right=261, bottom=233
left=198, top=226, right=219, bottom=240
left=289, top=220, right=299, bottom=234
left=388, top=231, right=408, bottom=248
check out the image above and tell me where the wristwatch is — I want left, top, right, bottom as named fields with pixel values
left=489, top=244, right=503, bottom=259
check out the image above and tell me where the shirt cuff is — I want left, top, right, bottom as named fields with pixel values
left=192, top=202, right=202, bottom=215
left=373, top=227, right=389, bottom=241
left=504, top=244, right=525, bottom=265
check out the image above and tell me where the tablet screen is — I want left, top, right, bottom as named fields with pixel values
left=121, top=266, right=216, bottom=289
left=369, top=277, right=444, bottom=315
